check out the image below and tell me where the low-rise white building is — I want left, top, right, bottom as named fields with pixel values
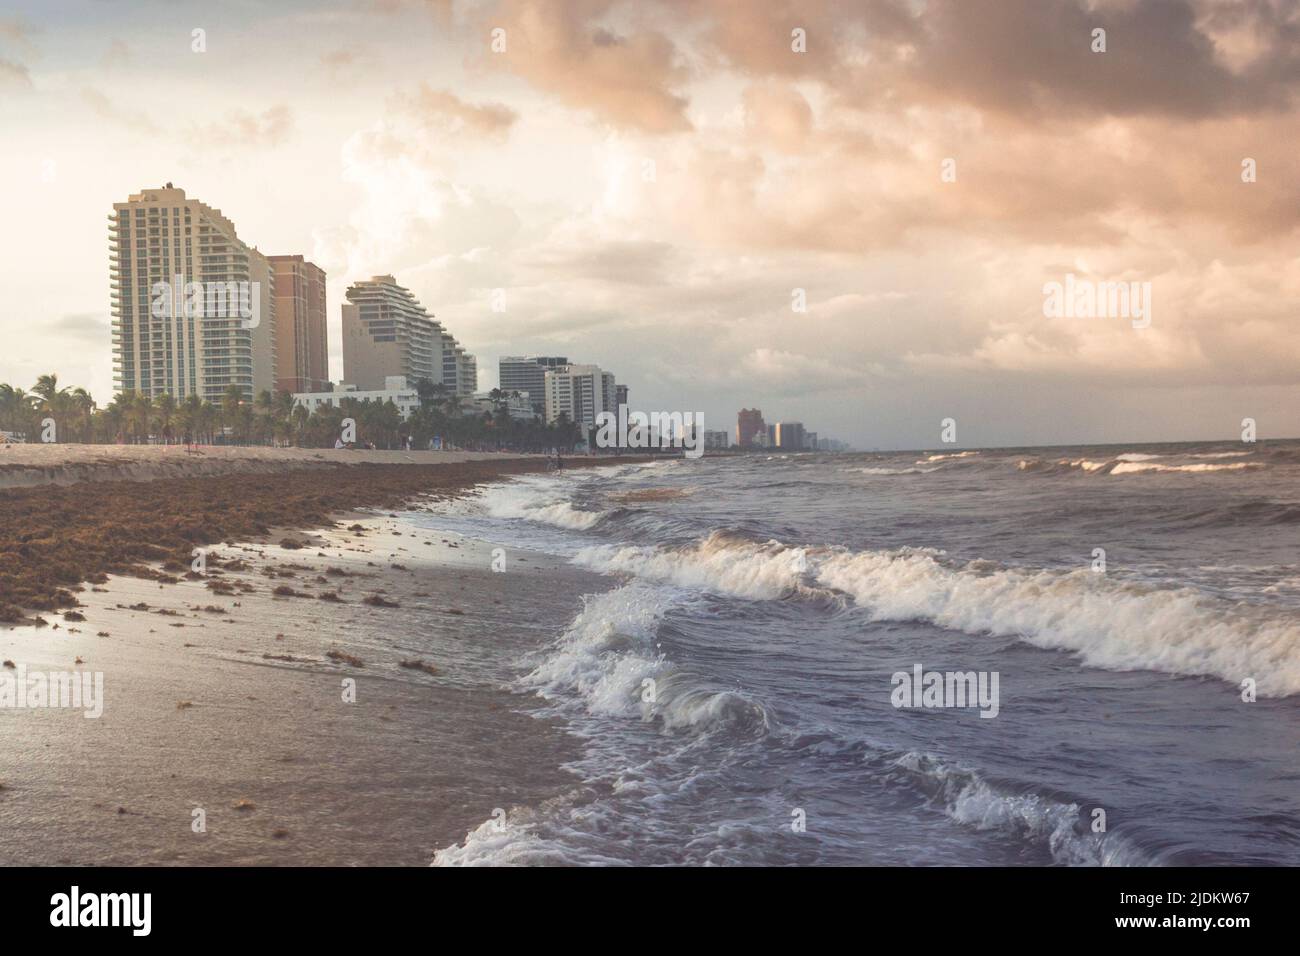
left=292, top=375, right=421, bottom=420
left=471, top=390, right=539, bottom=421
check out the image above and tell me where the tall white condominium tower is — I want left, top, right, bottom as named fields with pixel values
left=341, top=275, right=477, bottom=397
left=109, top=184, right=276, bottom=402
left=543, top=364, right=618, bottom=430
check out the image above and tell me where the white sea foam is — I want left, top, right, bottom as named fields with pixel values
left=520, top=583, right=673, bottom=718
left=464, top=478, right=609, bottom=530
left=815, top=547, right=1299, bottom=695
left=1110, top=461, right=1260, bottom=475
left=922, top=451, right=980, bottom=462
left=855, top=466, right=939, bottom=476
left=1017, top=455, right=1261, bottom=476
left=574, top=532, right=1299, bottom=695
left=574, top=533, right=807, bottom=601
left=1116, top=452, right=1163, bottom=462
left=890, top=752, right=1147, bottom=866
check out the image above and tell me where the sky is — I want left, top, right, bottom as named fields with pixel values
left=1, top=0, right=1298, bottom=449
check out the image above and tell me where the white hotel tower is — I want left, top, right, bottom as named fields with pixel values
left=109, top=184, right=276, bottom=402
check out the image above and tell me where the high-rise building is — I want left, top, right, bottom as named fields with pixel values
left=543, top=364, right=617, bottom=430
left=775, top=421, right=806, bottom=450
left=615, top=384, right=629, bottom=409
left=736, top=408, right=765, bottom=447
left=442, top=333, right=478, bottom=398
left=499, top=356, right=570, bottom=413
left=268, top=255, right=328, bottom=393
left=110, top=184, right=276, bottom=402
left=341, top=275, right=476, bottom=396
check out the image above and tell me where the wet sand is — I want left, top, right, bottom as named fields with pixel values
left=0, top=447, right=635, bottom=864
left=0, top=513, right=609, bottom=865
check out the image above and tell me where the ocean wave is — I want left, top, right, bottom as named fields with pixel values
left=815, top=546, right=1299, bottom=696
left=1017, top=456, right=1262, bottom=476
left=921, top=451, right=980, bottom=463
left=853, top=466, right=939, bottom=476
left=1017, top=457, right=1112, bottom=474
left=1115, top=452, right=1162, bottom=462
left=574, top=533, right=1300, bottom=695
left=1110, top=461, right=1261, bottom=475
left=520, top=581, right=775, bottom=736
left=432, top=811, right=559, bottom=866
left=463, top=479, right=610, bottom=530
left=521, top=583, right=671, bottom=717
left=1174, top=499, right=1300, bottom=528
left=885, top=752, right=1150, bottom=866
left=573, top=532, right=818, bottom=601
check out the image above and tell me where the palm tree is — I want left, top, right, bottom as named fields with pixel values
left=154, top=393, right=177, bottom=444
left=0, top=384, right=36, bottom=434
left=32, top=373, right=65, bottom=407
left=221, top=385, right=244, bottom=443
left=128, top=392, right=154, bottom=443
left=198, top=400, right=219, bottom=444
left=70, top=388, right=96, bottom=441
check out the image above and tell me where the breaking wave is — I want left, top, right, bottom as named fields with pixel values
left=454, top=477, right=610, bottom=530
left=884, top=752, right=1152, bottom=866
left=1018, top=456, right=1263, bottom=476
left=853, top=466, right=939, bottom=476
left=575, top=532, right=1300, bottom=696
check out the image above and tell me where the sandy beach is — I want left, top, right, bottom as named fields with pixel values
left=0, top=446, right=625, bottom=864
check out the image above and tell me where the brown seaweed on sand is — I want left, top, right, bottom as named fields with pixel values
left=326, top=649, right=364, bottom=667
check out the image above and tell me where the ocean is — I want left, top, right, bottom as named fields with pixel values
left=414, top=441, right=1300, bottom=866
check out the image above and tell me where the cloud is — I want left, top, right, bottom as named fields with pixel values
left=82, top=88, right=159, bottom=134
left=0, top=57, right=29, bottom=89
left=188, top=105, right=295, bottom=151
left=473, top=0, right=693, bottom=133
left=404, top=85, right=517, bottom=138
left=47, top=313, right=109, bottom=342
left=101, top=38, right=130, bottom=71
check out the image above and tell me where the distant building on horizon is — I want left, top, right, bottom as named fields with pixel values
left=736, top=408, right=765, bottom=447
left=704, top=430, right=729, bottom=450
left=110, top=184, right=276, bottom=402
left=269, top=255, right=328, bottom=393
left=341, top=275, right=476, bottom=397
left=775, top=421, right=806, bottom=451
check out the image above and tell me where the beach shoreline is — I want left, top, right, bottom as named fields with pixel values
left=0, top=448, right=637, bottom=864
left=0, top=446, right=647, bottom=621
